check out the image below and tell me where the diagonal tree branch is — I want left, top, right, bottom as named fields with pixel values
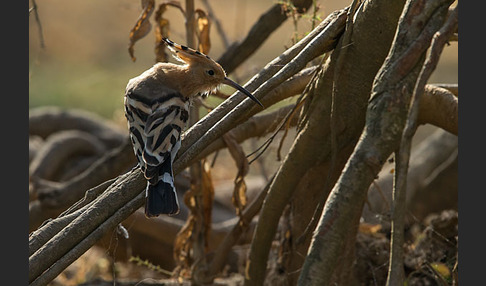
left=418, top=84, right=457, bottom=134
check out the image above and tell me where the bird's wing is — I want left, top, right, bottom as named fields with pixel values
left=125, top=84, right=189, bottom=183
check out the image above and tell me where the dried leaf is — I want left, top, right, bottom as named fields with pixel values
left=234, top=176, right=247, bottom=215
left=430, top=262, right=451, bottom=279
left=195, top=9, right=211, bottom=54
left=173, top=215, right=195, bottom=271
left=174, top=177, right=198, bottom=272
left=154, top=4, right=170, bottom=62
left=128, top=0, right=155, bottom=62
left=174, top=160, right=214, bottom=272
left=222, top=132, right=249, bottom=217
left=358, top=222, right=384, bottom=237
left=201, top=161, right=215, bottom=250
left=154, top=1, right=185, bottom=62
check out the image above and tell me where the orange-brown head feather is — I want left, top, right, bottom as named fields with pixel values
left=162, top=38, right=263, bottom=107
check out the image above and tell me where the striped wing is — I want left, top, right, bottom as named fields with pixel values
left=124, top=88, right=189, bottom=183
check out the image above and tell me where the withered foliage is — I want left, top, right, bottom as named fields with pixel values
left=223, top=133, right=249, bottom=218
left=195, top=9, right=210, bottom=54
left=154, top=1, right=185, bottom=62
left=128, top=0, right=212, bottom=62
left=173, top=161, right=214, bottom=279
left=128, top=0, right=155, bottom=62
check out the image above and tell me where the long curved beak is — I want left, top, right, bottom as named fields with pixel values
left=223, top=77, right=264, bottom=108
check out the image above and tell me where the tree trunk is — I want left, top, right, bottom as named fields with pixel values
left=297, top=0, right=453, bottom=284
left=244, top=0, right=407, bottom=284
left=284, top=0, right=407, bottom=284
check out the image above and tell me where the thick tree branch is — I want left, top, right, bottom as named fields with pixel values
left=29, top=178, right=115, bottom=256
left=29, top=130, right=105, bottom=185
left=434, top=83, right=457, bottom=96
left=194, top=67, right=315, bottom=161
left=29, top=106, right=126, bottom=148
left=29, top=141, right=136, bottom=231
left=419, top=85, right=458, bottom=135
left=29, top=168, right=143, bottom=283
left=30, top=190, right=145, bottom=286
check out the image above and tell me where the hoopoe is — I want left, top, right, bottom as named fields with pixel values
left=124, top=37, right=263, bottom=217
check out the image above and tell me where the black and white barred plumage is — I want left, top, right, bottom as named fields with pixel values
left=124, top=38, right=263, bottom=217
left=125, top=67, right=189, bottom=216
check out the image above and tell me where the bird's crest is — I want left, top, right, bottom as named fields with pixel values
left=161, top=37, right=264, bottom=107
left=163, top=37, right=213, bottom=66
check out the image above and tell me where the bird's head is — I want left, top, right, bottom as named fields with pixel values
left=163, top=38, right=263, bottom=107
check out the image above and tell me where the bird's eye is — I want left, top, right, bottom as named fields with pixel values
left=207, top=70, right=215, bottom=76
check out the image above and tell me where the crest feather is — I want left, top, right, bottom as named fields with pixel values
left=163, top=37, right=212, bottom=65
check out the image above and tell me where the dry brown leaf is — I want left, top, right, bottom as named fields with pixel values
left=201, top=161, right=215, bottom=250
left=173, top=215, right=195, bottom=276
left=174, top=177, right=199, bottom=272
left=429, top=262, right=451, bottom=280
left=195, top=9, right=211, bottom=54
left=174, top=160, right=214, bottom=272
left=234, top=177, right=247, bottom=216
left=222, top=132, right=249, bottom=217
left=358, top=222, right=385, bottom=238
left=154, top=4, right=170, bottom=62
left=154, top=1, right=186, bottom=62
left=128, top=0, right=155, bottom=62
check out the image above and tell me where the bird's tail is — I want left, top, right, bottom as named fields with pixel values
left=144, top=178, right=180, bottom=217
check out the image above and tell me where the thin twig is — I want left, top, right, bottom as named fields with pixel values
left=200, top=0, right=230, bottom=49
left=275, top=60, right=325, bottom=160
left=245, top=65, right=319, bottom=164
left=372, top=180, right=390, bottom=211
left=30, top=0, right=45, bottom=50
left=217, top=0, right=314, bottom=74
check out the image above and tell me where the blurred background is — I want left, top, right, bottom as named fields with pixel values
left=28, top=0, right=457, bottom=120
